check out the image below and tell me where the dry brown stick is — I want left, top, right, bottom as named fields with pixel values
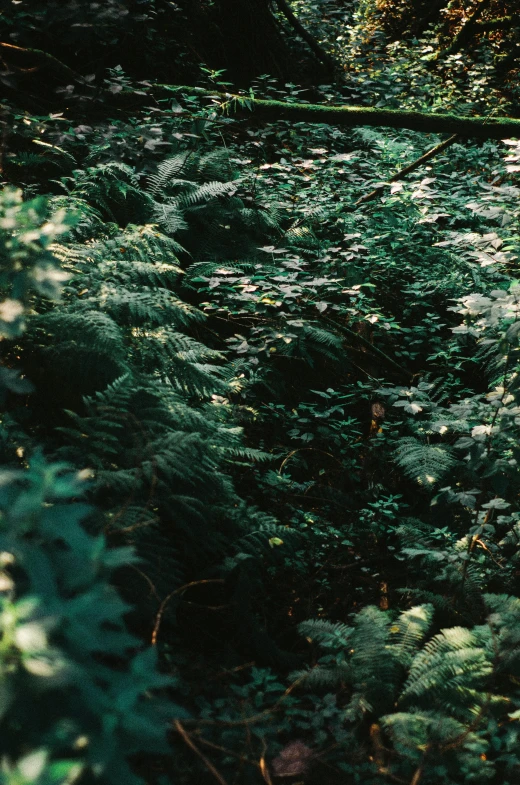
left=213, top=661, right=256, bottom=681
left=322, top=315, right=411, bottom=379
left=173, top=720, right=229, bottom=785
left=259, top=738, right=274, bottom=785
left=410, top=764, right=425, bottom=785
left=278, top=446, right=340, bottom=474
left=197, top=736, right=259, bottom=768
left=0, top=42, right=81, bottom=80
left=151, top=578, right=225, bottom=645
left=130, top=564, right=161, bottom=601
left=355, top=134, right=459, bottom=206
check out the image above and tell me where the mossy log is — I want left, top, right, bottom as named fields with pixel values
left=167, top=86, right=520, bottom=140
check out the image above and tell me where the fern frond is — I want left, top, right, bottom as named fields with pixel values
left=33, top=310, right=126, bottom=360
left=147, top=153, right=193, bottom=197
left=298, top=618, right=352, bottom=650
left=186, top=261, right=250, bottom=279
left=302, top=324, right=343, bottom=349
left=104, top=224, right=185, bottom=259
left=395, top=437, right=456, bottom=486
left=399, top=627, right=491, bottom=708
left=97, top=286, right=204, bottom=327
left=32, top=139, right=77, bottom=167
left=221, top=445, right=272, bottom=464
left=152, top=201, right=189, bottom=235
left=179, top=181, right=237, bottom=208
left=381, top=710, right=481, bottom=757
left=98, top=260, right=182, bottom=288
left=350, top=607, right=399, bottom=692
left=198, top=149, right=234, bottom=182
left=291, top=663, right=351, bottom=688
left=50, top=241, right=92, bottom=269
left=48, top=195, right=104, bottom=237
left=284, top=225, right=319, bottom=248
left=233, top=523, right=302, bottom=558
left=390, top=604, right=435, bottom=668
left=295, top=323, right=343, bottom=364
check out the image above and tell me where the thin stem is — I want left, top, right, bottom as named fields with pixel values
left=174, top=720, right=229, bottom=785
left=151, top=579, right=225, bottom=645
left=322, top=315, right=412, bottom=379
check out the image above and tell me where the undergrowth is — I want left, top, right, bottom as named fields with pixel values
left=2, top=0, right=520, bottom=783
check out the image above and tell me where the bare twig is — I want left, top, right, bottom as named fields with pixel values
left=322, top=315, right=411, bottom=380
left=174, top=720, right=229, bottom=785
left=410, top=764, right=424, bottom=785
left=183, top=674, right=308, bottom=727
left=0, top=42, right=81, bottom=80
left=151, top=579, right=225, bottom=645
left=130, top=564, right=161, bottom=601
left=197, top=736, right=259, bottom=768
left=279, top=447, right=340, bottom=474
left=259, top=738, right=274, bottom=785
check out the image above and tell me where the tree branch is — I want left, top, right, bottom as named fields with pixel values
left=321, top=316, right=411, bottom=380
left=475, top=15, right=518, bottom=33
left=151, top=578, right=225, bottom=645
left=174, top=720, right=229, bottom=785
left=355, top=134, right=459, bottom=206
left=0, top=42, right=81, bottom=80
left=272, top=0, right=336, bottom=72
left=165, top=85, right=520, bottom=139
left=441, top=0, right=494, bottom=57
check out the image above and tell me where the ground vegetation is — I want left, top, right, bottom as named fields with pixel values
left=2, top=1, right=520, bottom=783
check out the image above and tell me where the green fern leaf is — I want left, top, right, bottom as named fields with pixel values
left=395, top=437, right=456, bottom=486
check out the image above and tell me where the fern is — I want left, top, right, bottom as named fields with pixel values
left=297, top=323, right=343, bottom=363
left=98, top=286, right=204, bottom=328
left=32, top=309, right=127, bottom=360
left=380, top=711, right=490, bottom=776
left=395, top=436, right=456, bottom=485
left=178, top=180, right=237, bottom=208
left=298, top=618, right=352, bottom=649
left=152, top=201, right=189, bottom=234
left=147, top=152, right=194, bottom=196
left=391, top=604, right=435, bottom=668
left=399, top=627, right=491, bottom=710
left=233, top=520, right=302, bottom=559
left=102, top=224, right=185, bottom=259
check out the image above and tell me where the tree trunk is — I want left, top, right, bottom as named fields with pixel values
left=169, top=86, right=520, bottom=139
left=206, top=0, right=326, bottom=84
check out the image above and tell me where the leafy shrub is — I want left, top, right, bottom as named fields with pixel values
left=0, top=189, right=180, bottom=785
left=0, top=454, right=176, bottom=785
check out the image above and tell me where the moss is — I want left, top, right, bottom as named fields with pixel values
left=167, top=86, right=520, bottom=139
